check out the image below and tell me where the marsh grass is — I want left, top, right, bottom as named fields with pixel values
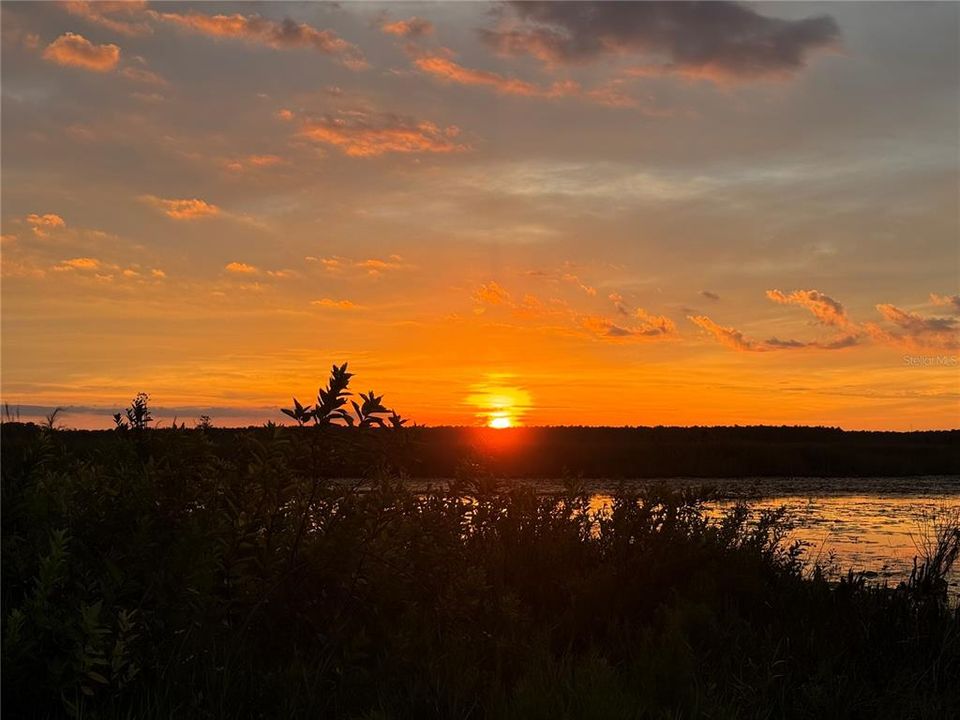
left=2, top=373, right=958, bottom=718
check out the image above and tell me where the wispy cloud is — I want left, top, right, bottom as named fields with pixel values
left=26, top=213, right=66, bottom=238
left=411, top=49, right=645, bottom=109
left=224, top=154, right=286, bottom=172
left=561, top=273, right=596, bottom=296
left=120, top=65, right=168, bottom=87
left=307, top=255, right=410, bottom=277
left=414, top=50, right=571, bottom=98
left=311, top=298, right=360, bottom=310
left=474, top=281, right=512, bottom=306
left=580, top=308, right=677, bottom=341
left=930, top=293, right=960, bottom=314
left=62, top=1, right=153, bottom=37
left=224, top=262, right=258, bottom=275
left=766, top=289, right=852, bottom=329
left=141, top=195, right=220, bottom=220
left=149, top=9, right=367, bottom=69
left=297, top=110, right=467, bottom=157
left=54, top=257, right=101, bottom=271
left=866, top=304, right=959, bottom=351
left=691, top=290, right=959, bottom=352
left=380, top=16, right=434, bottom=39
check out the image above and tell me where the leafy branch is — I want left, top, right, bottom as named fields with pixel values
left=281, top=363, right=408, bottom=429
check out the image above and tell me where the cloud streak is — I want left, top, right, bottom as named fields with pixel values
left=311, top=298, right=360, bottom=310
left=62, top=1, right=153, bottom=37
left=692, top=290, right=959, bottom=352
left=297, top=111, right=466, bottom=157
left=149, top=9, right=367, bottom=69
left=141, top=196, right=221, bottom=220
left=766, top=288, right=852, bottom=329
left=410, top=49, right=647, bottom=109
left=380, top=17, right=434, bottom=39
left=581, top=308, right=677, bottom=341
left=866, top=304, right=959, bottom=351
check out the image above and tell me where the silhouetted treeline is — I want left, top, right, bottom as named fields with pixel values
left=7, top=423, right=958, bottom=478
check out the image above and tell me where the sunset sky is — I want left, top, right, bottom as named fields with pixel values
left=1, top=1, right=958, bottom=430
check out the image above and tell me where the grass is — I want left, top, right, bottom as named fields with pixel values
left=3, top=371, right=959, bottom=719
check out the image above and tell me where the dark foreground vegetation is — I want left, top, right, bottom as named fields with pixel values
left=3, top=370, right=959, bottom=718
left=3, top=424, right=959, bottom=719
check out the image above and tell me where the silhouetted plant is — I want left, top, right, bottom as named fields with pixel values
left=2, top=402, right=20, bottom=423
left=196, top=414, right=213, bottom=430
left=280, top=397, right=313, bottom=426
left=313, top=362, right=354, bottom=425
left=113, top=393, right=152, bottom=431
left=282, top=363, right=406, bottom=430
left=42, top=408, right=63, bottom=431
left=352, top=391, right=390, bottom=428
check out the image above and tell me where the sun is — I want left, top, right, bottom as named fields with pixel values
left=468, top=377, right=530, bottom=428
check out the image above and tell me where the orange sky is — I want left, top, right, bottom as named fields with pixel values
left=1, top=2, right=958, bottom=430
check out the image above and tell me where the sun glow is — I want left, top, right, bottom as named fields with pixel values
left=467, top=377, right=531, bottom=428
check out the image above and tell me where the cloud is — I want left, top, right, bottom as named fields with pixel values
left=225, top=154, right=286, bottom=172
left=688, top=315, right=763, bottom=351
left=266, top=269, right=296, bottom=279
left=687, top=314, right=856, bottom=352
left=700, top=290, right=720, bottom=301
left=62, top=1, right=152, bottom=37
left=411, top=49, right=645, bottom=108
left=930, top=293, right=960, bottom=314
left=475, top=278, right=674, bottom=342
left=482, top=1, right=840, bottom=83
left=224, top=262, right=258, bottom=275
left=580, top=308, right=676, bottom=341
left=43, top=33, right=120, bottom=72
left=297, top=111, right=467, bottom=157
left=474, top=281, right=512, bottom=306
left=866, top=304, right=959, bottom=350
left=381, top=17, right=434, bottom=38
left=26, top=213, right=66, bottom=237
left=766, top=288, right=851, bottom=328
left=693, top=290, right=960, bottom=353
left=691, top=288, right=861, bottom=352
left=307, top=256, right=344, bottom=271
left=414, top=50, right=564, bottom=97
left=561, top=273, right=596, bottom=296
left=120, top=66, right=168, bottom=87
left=356, top=256, right=408, bottom=276
left=311, top=298, right=359, bottom=310
left=149, top=9, right=367, bottom=69
left=53, top=257, right=101, bottom=271
left=608, top=292, right=630, bottom=316
left=308, top=255, right=409, bottom=276
left=141, top=195, right=220, bottom=220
